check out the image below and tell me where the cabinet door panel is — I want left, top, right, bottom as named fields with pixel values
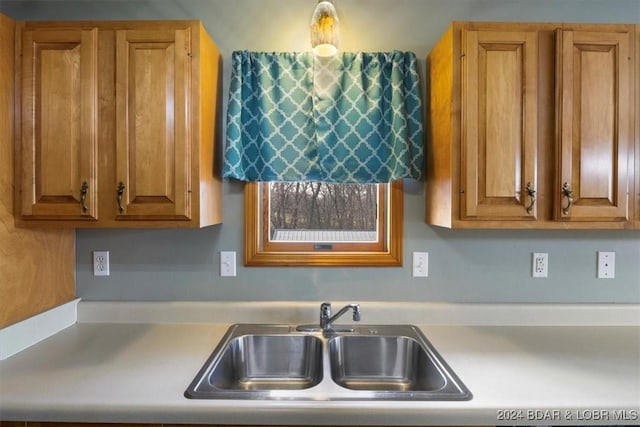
left=556, top=30, right=631, bottom=221
left=115, top=29, right=191, bottom=220
left=20, top=29, right=98, bottom=220
left=461, top=30, right=538, bottom=220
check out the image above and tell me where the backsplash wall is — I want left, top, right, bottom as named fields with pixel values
left=2, top=0, right=639, bottom=303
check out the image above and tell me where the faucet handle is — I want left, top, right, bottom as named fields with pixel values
left=320, top=302, right=331, bottom=328
left=320, top=302, right=331, bottom=316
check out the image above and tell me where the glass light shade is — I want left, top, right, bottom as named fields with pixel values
left=310, top=0, right=340, bottom=57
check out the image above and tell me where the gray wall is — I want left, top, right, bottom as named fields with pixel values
left=2, top=0, right=639, bottom=303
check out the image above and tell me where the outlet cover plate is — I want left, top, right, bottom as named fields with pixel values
left=532, top=252, right=548, bottom=278
left=93, top=251, right=110, bottom=276
left=220, top=251, right=237, bottom=277
left=597, top=251, right=615, bottom=279
left=412, top=252, right=428, bottom=277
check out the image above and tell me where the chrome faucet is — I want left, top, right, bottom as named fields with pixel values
left=320, top=302, right=361, bottom=332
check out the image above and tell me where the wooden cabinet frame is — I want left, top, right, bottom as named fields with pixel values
left=14, top=20, right=222, bottom=228
left=427, top=21, right=636, bottom=229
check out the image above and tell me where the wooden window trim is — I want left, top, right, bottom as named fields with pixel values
left=244, top=180, right=403, bottom=267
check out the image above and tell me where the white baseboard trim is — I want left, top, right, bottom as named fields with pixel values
left=0, top=298, right=80, bottom=360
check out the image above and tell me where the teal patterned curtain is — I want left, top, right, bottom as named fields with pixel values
left=223, top=50, right=424, bottom=183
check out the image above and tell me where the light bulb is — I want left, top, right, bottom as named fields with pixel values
left=310, top=0, right=340, bottom=57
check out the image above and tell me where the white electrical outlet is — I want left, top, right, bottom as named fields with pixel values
left=220, top=251, right=237, bottom=277
left=93, top=251, right=110, bottom=276
left=532, top=252, right=548, bottom=278
left=412, top=252, right=428, bottom=277
left=597, top=251, right=615, bottom=279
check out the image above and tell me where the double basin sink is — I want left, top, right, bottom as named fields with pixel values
left=185, top=323, right=471, bottom=401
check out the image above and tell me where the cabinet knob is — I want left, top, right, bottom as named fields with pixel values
left=80, top=181, right=89, bottom=213
left=561, top=182, right=574, bottom=215
left=525, top=182, right=536, bottom=214
left=116, top=181, right=126, bottom=213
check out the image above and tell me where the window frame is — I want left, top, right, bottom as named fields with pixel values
left=244, top=180, right=403, bottom=267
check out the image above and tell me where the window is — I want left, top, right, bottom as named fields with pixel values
left=244, top=180, right=403, bottom=266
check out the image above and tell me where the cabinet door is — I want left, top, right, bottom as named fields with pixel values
left=19, top=28, right=98, bottom=220
left=115, top=28, right=191, bottom=221
left=461, top=30, right=538, bottom=220
left=556, top=30, right=632, bottom=221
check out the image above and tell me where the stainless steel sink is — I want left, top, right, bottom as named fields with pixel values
left=329, top=335, right=447, bottom=392
left=185, top=325, right=323, bottom=399
left=208, top=334, right=322, bottom=390
left=185, top=324, right=471, bottom=401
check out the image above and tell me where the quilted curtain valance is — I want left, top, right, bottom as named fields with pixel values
left=222, top=50, right=424, bottom=183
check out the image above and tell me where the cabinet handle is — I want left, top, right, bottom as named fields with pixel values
left=525, top=182, right=536, bottom=214
left=561, top=182, right=574, bottom=215
left=80, top=181, right=89, bottom=213
left=116, top=181, right=125, bottom=213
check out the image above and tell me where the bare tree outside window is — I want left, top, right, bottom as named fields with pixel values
left=268, top=182, right=378, bottom=242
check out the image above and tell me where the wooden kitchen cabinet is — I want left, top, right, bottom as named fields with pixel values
left=18, top=26, right=99, bottom=221
left=555, top=29, right=632, bottom=222
left=15, top=20, right=222, bottom=228
left=459, top=28, right=539, bottom=221
left=115, top=28, right=190, bottom=221
left=427, top=22, right=636, bottom=229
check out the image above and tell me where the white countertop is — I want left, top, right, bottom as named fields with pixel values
left=0, top=302, right=639, bottom=425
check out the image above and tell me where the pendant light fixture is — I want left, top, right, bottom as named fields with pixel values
left=310, top=0, right=340, bottom=57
